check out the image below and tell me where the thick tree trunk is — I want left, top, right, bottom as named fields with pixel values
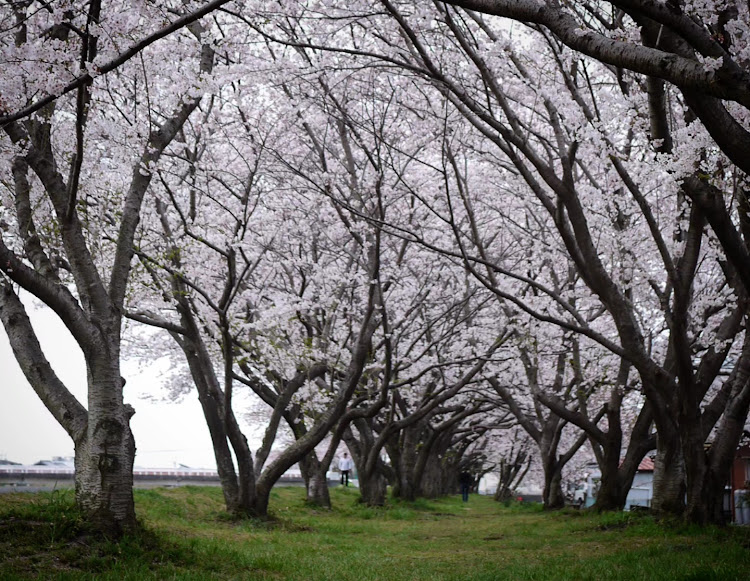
left=289, top=414, right=332, bottom=509
left=543, top=463, right=565, bottom=510
left=300, top=451, right=331, bottom=508
left=1, top=280, right=137, bottom=536
left=592, top=402, right=654, bottom=512
left=681, top=421, right=709, bottom=523
left=252, top=481, right=271, bottom=517
left=698, top=465, right=728, bottom=525
left=592, top=457, right=626, bottom=512
left=307, top=468, right=332, bottom=508
left=419, top=453, right=452, bottom=498
left=651, top=434, right=686, bottom=516
left=539, top=430, right=566, bottom=510
left=227, top=428, right=256, bottom=515
left=593, top=458, right=648, bottom=512
left=694, top=347, right=750, bottom=524
left=359, top=470, right=388, bottom=506
left=74, top=350, right=137, bottom=535
left=386, top=440, right=403, bottom=499
left=73, top=430, right=135, bottom=535
left=346, top=422, right=392, bottom=507
left=396, top=471, right=417, bottom=500
left=393, top=424, right=421, bottom=501
left=417, top=430, right=462, bottom=498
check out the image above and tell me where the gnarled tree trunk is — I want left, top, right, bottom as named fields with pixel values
left=393, top=423, right=421, bottom=501
left=542, top=458, right=566, bottom=510
left=75, top=348, right=137, bottom=534
left=651, top=431, right=686, bottom=516
left=299, top=450, right=331, bottom=509
left=359, top=471, right=388, bottom=506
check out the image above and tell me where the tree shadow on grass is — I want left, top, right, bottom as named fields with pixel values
left=0, top=490, right=208, bottom=578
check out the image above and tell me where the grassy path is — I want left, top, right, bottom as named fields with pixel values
left=1, top=486, right=749, bottom=579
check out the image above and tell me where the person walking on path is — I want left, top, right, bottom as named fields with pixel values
left=338, top=452, right=354, bottom=487
left=459, top=470, right=473, bottom=502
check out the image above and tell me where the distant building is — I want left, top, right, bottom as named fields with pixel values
left=575, top=458, right=654, bottom=510
left=625, top=457, right=654, bottom=510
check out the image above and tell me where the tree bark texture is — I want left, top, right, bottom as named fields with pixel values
left=299, top=450, right=331, bottom=509
left=73, top=366, right=136, bottom=535
left=0, top=282, right=137, bottom=535
left=0, top=20, right=216, bottom=534
left=358, top=471, right=388, bottom=507
left=651, top=432, right=686, bottom=516
left=542, top=456, right=566, bottom=510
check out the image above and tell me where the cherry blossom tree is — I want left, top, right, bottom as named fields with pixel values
left=128, top=130, right=384, bottom=516
left=431, top=0, right=750, bottom=523
left=124, top=43, right=417, bottom=515
left=4, top=0, right=746, bottom=533
left=440, top=1, right=750, bottom=194
left=0, top=0, right=229, bottom=534
left=491, top=427, right=533, bottom=502
left=377, top=2, right=747, bottom=522
left=488, top=329, right=593, bottom=509
left=247, top=1, right=749, bottom=522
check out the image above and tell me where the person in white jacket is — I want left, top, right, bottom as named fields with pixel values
left=338, top=452, right=354, bottom=487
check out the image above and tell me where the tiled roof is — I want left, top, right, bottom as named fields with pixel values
left=638, top=457, right=655, bottom=471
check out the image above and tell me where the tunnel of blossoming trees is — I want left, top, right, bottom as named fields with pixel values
left=2, top=1, right=749, bottom=534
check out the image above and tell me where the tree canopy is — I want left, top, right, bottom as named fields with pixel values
left=2, top=0, right=749, bottom=531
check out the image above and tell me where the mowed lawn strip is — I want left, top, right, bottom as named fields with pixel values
left=1, top=486, right=749, bottom=580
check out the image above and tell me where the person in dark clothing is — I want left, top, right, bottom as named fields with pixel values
left=459, top=471, right=473, bottom=502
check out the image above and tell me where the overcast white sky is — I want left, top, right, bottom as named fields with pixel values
left=0, top=295, right=221, bottom=469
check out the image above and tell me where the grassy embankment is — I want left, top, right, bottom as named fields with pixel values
left=1, top=485, right=749, bottom=580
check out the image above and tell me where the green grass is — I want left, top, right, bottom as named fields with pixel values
left=1, top=486, right=749, bottom=580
